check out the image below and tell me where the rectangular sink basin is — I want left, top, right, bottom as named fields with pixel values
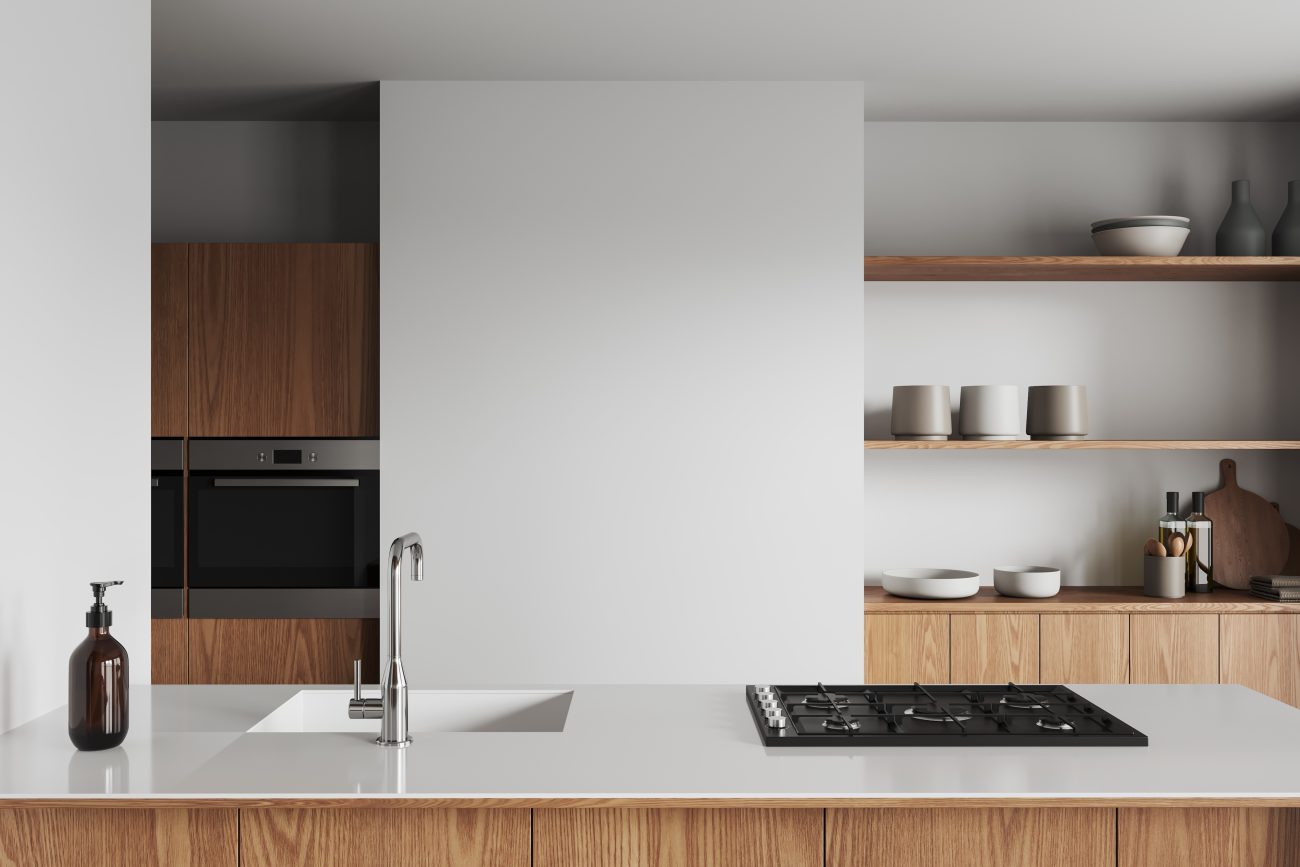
left=248, top=689, right=573, bottom=734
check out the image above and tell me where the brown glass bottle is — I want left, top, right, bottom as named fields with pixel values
left=69, top=581, right=129, bottom=750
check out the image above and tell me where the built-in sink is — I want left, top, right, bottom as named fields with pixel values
left=248, top=689, right=573, bottom=734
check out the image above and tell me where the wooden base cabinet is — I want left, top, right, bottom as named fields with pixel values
left=864, top=613, right=949, bottom=683
left=950, top=614, right=1038, bottom=683
left=1118, top=808, right=1300, bottom=867
left=534, top=808, right=821, bottom=867
left=0, top=808, right=236, bottom=867
left=1221, top=614, right=1300, bottom=706
left=241, top=808, right=529, bottom=867
left=827, top=808, right=1114, bottom=867
left=1130, top=614, right=1218, bottom=684
left=189, top=619, right=378, bottom=684
left=151, top=618, right=188, bottom=684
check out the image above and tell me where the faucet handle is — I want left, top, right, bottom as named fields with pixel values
left=348, top=659, right=383, bottom=720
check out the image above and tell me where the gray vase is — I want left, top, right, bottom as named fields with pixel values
left=1216, top=179, right=1267, bottom=256
left=1273, top=180, right=1300, bottom=256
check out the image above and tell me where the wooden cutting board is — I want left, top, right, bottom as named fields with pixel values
left=1202, top=458, right=1289, bottom=589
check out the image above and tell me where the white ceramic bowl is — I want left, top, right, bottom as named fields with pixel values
left=1091, top=225, right=1189, bottom=256
left=993, top=566, right=1061, bottom=598
left=882, top=568, right=980, bottom=600
left=1090, top=215, right=1190, bottom=232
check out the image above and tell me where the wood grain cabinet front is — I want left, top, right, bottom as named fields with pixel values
left=827, top=808, right=1114, bottom=867
left=1221, top=614, right=1300, bottom=706
left=188, top=618, right=378, bottom=684
left=1040, top=613, right=1129, bottom=683
left=950, top=613, right=1038, bottom=684
left=863, top=613, right=949, bottom=683
left=240, top=808, right=529, bottom=867
left=188, top=243, right=379, bottom=438
left=0, top=808, right=236, bottom=867
left=533, top=808, right=822, bottom=867
left=1129, top=614, right=1218, bottom=684
left=151, top=618, right=188, bottom=684
left=151, top=244, right=189, bottom=437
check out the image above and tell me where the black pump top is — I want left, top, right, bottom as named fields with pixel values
left=1166, top=491, right=1179, bottom=514
left=87, top=580, right=123, bottom=628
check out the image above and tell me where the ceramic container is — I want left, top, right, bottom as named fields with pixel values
left=891, top=385, right=952, bottom=441
left=993, top=566, right=1061, bottom=598
left=958, top=385, right=1020, bottom=440
left=1026, top=385, right=1088, bottom=440
left=1216, top=179, right=1267, bottom=255
left=1144, top=555, right=1186, bottom=599
left=1091, top=225, right=1189, bottom=256
left=882, top=568, right=980, bottom=600
left=1273, top=180, right=1300, bottom=256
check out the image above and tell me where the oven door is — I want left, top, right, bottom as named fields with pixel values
left=188, top=469, right=379, bottom=590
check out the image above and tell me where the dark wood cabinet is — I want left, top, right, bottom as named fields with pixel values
left=189, top=619, right=378, bottom=684
left=151, top=244, right=189, bottom=437
left=151, top=618, right=189, bottom=684
left=189, top=243, right=379, bottom=438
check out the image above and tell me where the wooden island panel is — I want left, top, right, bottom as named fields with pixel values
left=827, top=808, right=1113, bottom=867
left=240, top=808, right=529, bottom=867
left=534, top=808, right=821, bottom=867
left=1118, top=808, right=1300, bottom=867
left=0, top=808, right=236, bottom=867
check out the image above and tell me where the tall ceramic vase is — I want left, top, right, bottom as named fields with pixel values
left=1273, top=180, right=1300, bottom=256
left=1216, top=180, right=1267, bottom=255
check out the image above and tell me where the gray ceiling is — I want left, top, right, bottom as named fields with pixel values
left=153, top=0, right=1300, bottom=121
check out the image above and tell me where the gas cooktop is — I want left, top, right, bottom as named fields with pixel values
left=747, top=683, right=1148, bottom=746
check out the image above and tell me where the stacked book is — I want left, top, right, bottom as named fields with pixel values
left=1249, top=575, right=1300, bottom=602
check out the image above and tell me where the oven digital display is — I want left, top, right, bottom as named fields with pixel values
left=273, top=449, right=303, bottom=464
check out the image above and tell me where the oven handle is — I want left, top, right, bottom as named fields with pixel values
left=211, top=478, right=361, bottom=488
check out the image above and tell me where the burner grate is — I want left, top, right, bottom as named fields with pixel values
left=747, top=682, right=1147, bottom=747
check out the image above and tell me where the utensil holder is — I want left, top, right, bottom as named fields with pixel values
left=1144, top=555, right=1186, bottom=599
left=891, top=385, right=952, bottom=441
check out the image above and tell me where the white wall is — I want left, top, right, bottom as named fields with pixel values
left=382, top=82, right=864, bottom=684
left=153, top=121, right=379, bottom=242
left=864, top=122, right=1300, bottom=586
left=0, top=1, right=150, bottom=731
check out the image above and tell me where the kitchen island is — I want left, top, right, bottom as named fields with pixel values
left=2, top=684, right=1298, bottom=865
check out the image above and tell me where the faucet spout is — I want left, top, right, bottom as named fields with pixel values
left=377, top=532, right=424, bottom=747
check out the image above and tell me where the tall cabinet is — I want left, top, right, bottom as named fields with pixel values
left=151, top=243, right=379, bottom=684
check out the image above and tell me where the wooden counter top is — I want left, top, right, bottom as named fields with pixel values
left=864, top=585, right=1300, bottom=613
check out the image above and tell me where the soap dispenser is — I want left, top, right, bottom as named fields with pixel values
left=68, top=580, right=129, bottom=750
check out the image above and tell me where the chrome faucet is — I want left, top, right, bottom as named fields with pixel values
left=350, top=532, right=424, bottom=746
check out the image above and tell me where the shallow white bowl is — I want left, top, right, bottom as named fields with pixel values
left=1091, top=225, right=1189, bottom=256
left=993, top=566, right=1061, bottom=598
left=882, top=568, right=980, bottom=600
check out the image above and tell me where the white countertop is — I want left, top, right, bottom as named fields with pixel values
left=3, top=684, right=1299, bottom=804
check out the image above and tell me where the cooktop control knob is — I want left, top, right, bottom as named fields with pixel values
left=766, top=715, right=787, bottom=729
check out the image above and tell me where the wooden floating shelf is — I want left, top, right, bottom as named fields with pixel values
left=865, top=440, right=1300, bottom=450
left=864, top=585, right=1297, bottom=613
left=863, top=256, right=1300, bottom=282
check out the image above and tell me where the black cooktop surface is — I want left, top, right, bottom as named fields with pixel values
left=748, top=683, right=1148, bottom=746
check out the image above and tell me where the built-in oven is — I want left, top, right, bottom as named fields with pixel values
left=188, top=439, right=379, bottom=619
left=151, top=439, right=184, bottom=618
